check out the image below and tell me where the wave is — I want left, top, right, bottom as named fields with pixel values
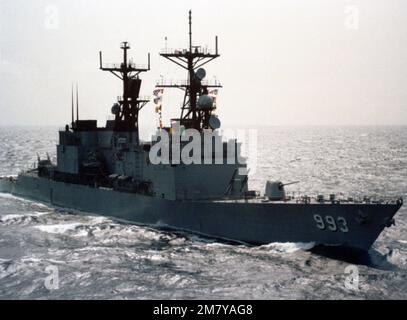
left=34, top=223, right=82, bottom=234
left=0, top=192, right=49, bottom=208
left=257, top=242, right=316, bottom=254
left=0, top=193, right=19, bottom=200
left=0, top=211, right=51, bottom=224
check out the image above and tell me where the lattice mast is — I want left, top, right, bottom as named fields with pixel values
left=156, top=11, right=222, bottom=131
left=99, top=42, right=150, bottom=140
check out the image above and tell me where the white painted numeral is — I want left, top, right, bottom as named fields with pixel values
left=313, top=214, right=325, bottom=230
left=313, top=215, right=349, bottom=233
left=337, top=217, right=349, bottom=233
left=325, top=215, right=337, bottom=231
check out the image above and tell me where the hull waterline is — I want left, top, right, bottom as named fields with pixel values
left=1, top=174, right=402, bottom=252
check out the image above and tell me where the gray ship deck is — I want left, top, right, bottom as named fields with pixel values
left=212, top=195, right=402, bottom=206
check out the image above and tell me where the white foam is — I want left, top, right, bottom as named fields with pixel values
left=205, top=242, right=229, bottom=248
left=0, top=211, right=51, bottom=223
left=88, top=216, right=111, bottom=225
left=0, top=193, right=49, bottom=208
left=34, top=223, right=82, bottom=234
left=20, top=257, right=42, bottom=263
left=72, top=229, right=90, bottom=237
left=0, top=258, right=12, bottom=264
left=386, top=248, right=407, bottom=266
left=0, top=193, right=19, bottom=200
left=259, top=242, right=315, bottom=254
left=149, top=254, right=166, bottom=262
left=169, top=238, right=186, bottom=246
left=46, top=259, right=66, bottom=264
left=34, top=211, right=50, bottom=216
left=0, top=214, right=24, bottom=222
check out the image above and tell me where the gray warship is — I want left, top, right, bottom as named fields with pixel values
left=0, top=12, right=403, bottom=252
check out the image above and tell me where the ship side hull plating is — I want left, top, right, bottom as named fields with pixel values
left=1, top=174, right=401, bottom=251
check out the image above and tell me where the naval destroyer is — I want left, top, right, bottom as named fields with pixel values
left=0, top=12, right=403, bottom=251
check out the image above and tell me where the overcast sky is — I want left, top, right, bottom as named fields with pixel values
left=0, top=0, right=406, bottom=129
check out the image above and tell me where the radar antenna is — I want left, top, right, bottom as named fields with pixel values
left=156, top=11, right=222, bottom=131
left=99, top=42, right=150, bottom=141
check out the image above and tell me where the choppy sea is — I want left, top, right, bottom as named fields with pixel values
left=0, top=126, right=406, bottom=299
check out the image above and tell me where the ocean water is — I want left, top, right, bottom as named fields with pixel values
left=0, top=126, right=406, bottom=300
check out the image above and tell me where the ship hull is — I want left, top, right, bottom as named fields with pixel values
left=0, top=174, right=402, bottom=251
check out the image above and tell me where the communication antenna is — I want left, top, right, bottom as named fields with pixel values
left=71, top=83, right=74, bottom=128
left=76, top=82, right=79, bottom=122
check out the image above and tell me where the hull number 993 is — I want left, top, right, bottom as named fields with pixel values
left=313, top=215, right=349, bottom=233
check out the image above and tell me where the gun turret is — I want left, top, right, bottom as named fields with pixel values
left=280, top=181, right=300, bottom=187
left=265, top=180, right=300, bottom=201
